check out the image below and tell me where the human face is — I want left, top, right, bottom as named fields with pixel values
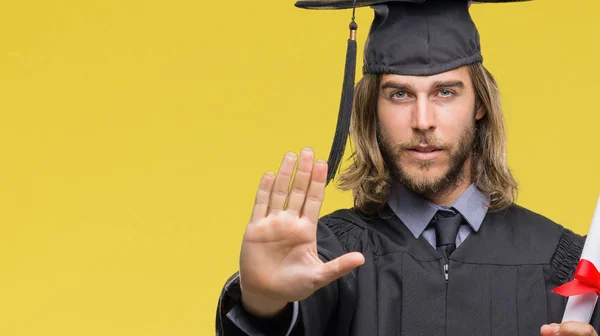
left=377, top=66, right=485, bottom=196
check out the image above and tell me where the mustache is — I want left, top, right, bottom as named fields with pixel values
left=393, top=134, right=451, bottom=151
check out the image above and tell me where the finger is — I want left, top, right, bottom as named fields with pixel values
left=268, top=152, right=298, bottom=214
left=250, top=171, right=276, bottom=223
left=558, top=322, right=598, bottom=336
left=301, top=159, right=327, bottom=223
left=314, top=252, right=365, bottom=289
left=540, top=324, right=560, bottom=336
left=286, top=148, right=315, bottom=216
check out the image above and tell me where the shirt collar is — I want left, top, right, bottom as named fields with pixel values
left=387, top=182, right=490, bottom=239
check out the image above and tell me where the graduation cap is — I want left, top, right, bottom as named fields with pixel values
left=293, top=0, right=527, bottom=185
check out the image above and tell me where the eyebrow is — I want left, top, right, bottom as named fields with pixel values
left=380, top=81, right=415, bottom=91
left=432, top=80, right=465, bottom=89
left=380, top=80, right=465, bottom=91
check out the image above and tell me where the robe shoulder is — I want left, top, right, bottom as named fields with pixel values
left=317, top=208, right=370, bottom=254
left=483, top=204, right=585, bottom=269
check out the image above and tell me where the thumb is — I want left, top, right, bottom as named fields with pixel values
left=314, top=252, right=365, bottom=289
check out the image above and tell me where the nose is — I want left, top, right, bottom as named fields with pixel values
left=411, top=97, right=436, bottom=132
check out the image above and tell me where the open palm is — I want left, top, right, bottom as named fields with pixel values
left=239, top=149, right=364, bottom=314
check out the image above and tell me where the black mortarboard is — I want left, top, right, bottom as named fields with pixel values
left=294, top=0, right=527, bottom=184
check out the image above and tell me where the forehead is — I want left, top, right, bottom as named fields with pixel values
left=380, top=66, right=472, bottom=88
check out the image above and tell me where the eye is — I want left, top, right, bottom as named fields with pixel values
left=391, top=91, right=407, bottom=99
left=438, top=89, right=454, bottom=97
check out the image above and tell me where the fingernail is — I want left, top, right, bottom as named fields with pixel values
left=265, top=171, right=275, bottom=177
left=286, top=152, right=297, bottom=159
left=543, top=324, right=560, bottom=335
left=302, top=147, right=314, bottom=153
left=316, top=159, right=327, bottom=164
left=553, top=325, right=560, bottom=335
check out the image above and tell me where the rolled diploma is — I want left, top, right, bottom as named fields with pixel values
left=562, top=195, right=600, bottom=323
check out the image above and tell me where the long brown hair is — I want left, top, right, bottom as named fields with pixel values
left=337, top=62, right=518, bottom=214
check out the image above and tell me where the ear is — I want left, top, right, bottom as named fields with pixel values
left=475, top=99, right=486, bottom=120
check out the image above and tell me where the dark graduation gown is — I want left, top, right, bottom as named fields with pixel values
left=216, top=204, right=600, bottom=335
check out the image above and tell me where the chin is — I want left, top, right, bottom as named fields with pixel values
left=405, top=161, right=446, bottom=178
left=397, top=163, right=453, bottom=194
left=409, top=172, right=447, bottom=187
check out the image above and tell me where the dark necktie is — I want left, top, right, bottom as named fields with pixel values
left=433, top=209, right=464, bottom=263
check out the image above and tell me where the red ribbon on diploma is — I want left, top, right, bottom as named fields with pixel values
left=553, top=259, right=600, bottom=297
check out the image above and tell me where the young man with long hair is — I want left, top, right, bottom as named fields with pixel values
left=216, top=1, right=599, bottom=335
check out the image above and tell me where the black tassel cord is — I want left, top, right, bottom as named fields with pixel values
left=325, top=15, right=358, bottom=185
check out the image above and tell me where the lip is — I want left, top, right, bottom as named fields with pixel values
left=407, top=147, right=443, bottom=160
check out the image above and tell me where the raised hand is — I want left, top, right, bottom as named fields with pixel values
left=238, top=148, right=365, bottom=317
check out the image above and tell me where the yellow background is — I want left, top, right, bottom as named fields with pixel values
left=0, top=0, right=598, bottom=334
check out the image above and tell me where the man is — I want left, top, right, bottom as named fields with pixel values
left=216, top=0, right=599, bottom=335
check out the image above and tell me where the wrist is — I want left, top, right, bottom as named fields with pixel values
left=241, top=290, right=289, bottom=318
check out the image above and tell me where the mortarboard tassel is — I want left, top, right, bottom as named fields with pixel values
left=326, top=5, right=358, bottom=185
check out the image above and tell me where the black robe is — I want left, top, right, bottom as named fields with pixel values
left=216, top=204, right=599, bottom=335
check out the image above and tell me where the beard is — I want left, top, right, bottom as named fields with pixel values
left=379, top=121, right=476, bottom=198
